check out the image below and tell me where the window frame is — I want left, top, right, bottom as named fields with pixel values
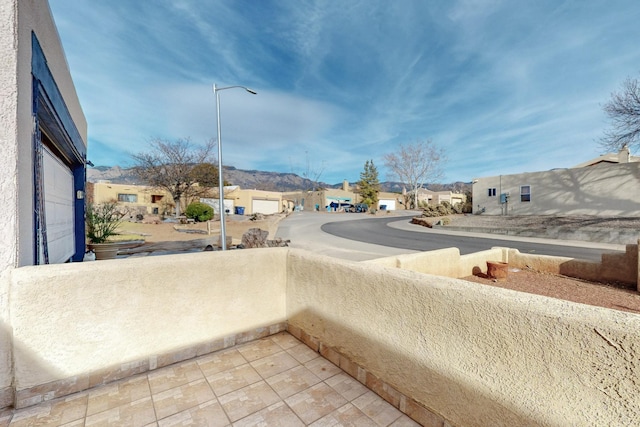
left=520, top=185, right=531, bottom=202
left=117, top=193, right=138, bottom=203
left=487, top=188, right=497, bottom=197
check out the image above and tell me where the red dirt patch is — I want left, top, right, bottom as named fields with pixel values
left=464, top=269, right=640, bottom=315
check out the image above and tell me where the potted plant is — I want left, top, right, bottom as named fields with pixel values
left=86, top=202, right=135, bottom=260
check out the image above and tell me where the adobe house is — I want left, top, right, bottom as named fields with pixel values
left=472, top=147, right=640, bottom=216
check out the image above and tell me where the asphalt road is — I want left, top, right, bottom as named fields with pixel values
left=321, top=214, right=623, bottom=261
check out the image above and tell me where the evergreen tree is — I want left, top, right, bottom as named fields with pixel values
left=357, top=160, right=380, bottom=207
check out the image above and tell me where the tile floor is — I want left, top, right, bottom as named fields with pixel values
left=0, top=332, right=421, bottom=426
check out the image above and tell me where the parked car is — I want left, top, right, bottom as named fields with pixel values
left=349, top=203, right=368, bottom=213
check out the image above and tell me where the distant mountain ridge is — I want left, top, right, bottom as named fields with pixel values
left=87, top=166, right=470, bottom=193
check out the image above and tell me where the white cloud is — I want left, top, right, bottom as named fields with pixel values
left=49, top=0, right=640, bottom=184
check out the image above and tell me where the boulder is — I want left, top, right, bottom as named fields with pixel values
left=241, top=228, right=290, bottom=248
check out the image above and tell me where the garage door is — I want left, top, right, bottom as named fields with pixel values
left=252, top=199, right=280, bottom=215
left=42, top=147, right=75, bottom=263
left=378, top=199, right=396, bottom=210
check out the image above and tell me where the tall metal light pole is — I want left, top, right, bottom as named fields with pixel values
left=213, top=84, right=257, bottom=250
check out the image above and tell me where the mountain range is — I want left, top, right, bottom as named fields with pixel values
left=87, top=165, right=470, bottom=194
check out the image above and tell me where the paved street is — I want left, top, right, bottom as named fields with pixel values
left=275, top=211, right=625, bottom=262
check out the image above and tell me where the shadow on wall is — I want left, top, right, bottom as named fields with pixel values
left=480, top=162, right=640, bottom=216
left=287, top=308, right=531, bottom=426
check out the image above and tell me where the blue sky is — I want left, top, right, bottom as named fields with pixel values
left=49, top=0, right=640, bottom=185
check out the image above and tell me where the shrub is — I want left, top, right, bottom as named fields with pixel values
left=185, top=202, right=213, bottom=222
left=86, top=202, right=127, bottom=243
left=421, top=202, right=457, bottom=218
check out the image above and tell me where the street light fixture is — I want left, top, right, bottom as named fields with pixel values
left=213, top=84, right=257, bottom=250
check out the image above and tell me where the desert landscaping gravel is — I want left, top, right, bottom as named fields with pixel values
left=448, top=214, right=640, bottom=314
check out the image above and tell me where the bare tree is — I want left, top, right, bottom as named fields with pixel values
left=131, top=138, right=216, bottom=216
left=291, top=150, right=326, bottom=191
left=383, top=139, right=446, bottom=209
left=601, top=76, right=640, bottom=152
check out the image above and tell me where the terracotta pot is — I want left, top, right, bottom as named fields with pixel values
left=87, top=240, right=144, bottom=260
left=87, top=243, right=119, bottom=260
left=487, top=261, right=508, bottom=281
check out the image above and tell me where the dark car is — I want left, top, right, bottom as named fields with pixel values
left=349, top=203, right=368, bottom=213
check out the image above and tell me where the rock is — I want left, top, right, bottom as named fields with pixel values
left=241, top=228, right=290, bottom=248
left=410, top=217, right=432, bottom=228
left=242, top=228, right=269, bottom=248
left=267, top=237, right=290, bottom=247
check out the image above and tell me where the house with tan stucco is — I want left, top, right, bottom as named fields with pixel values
left=472, top=147, right=640, bottom=216
left=89, top=181, right=173, bottom=217
left=415, top=188, right=466, bottom=207
left=90, top=181, right=288, bottom=217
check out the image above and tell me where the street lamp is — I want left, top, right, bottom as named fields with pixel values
left=213, top=84, right=257, bottom=250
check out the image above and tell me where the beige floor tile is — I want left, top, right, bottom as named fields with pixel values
left=87, top=375, right=151, bottom=416
left=304, top=357, right=342, bottom=381
left=157, top=400, right=230, bottom=426
left=265, top=365, right=322, bottom=399
left=353, top=391, right=403, bottom=426
left=0, top=409, right=12, bottom=427
left=286, top=343, right=320, bottom=364
left=233, top=401, right=304, bottom=427
left=197, top=349, right=247, bottom=377
left=309, top=403, right=378, bottom=426
left=250, top=351, right=300, bottom=379
left=236, top=338, right=283, bottom=362
left=325, top=373, right=369, bottom=402
left=85, top=396, right=156, bottom=427
left=206, top=364, right=261, bottom=396
left=148, top=361, right=204, bottom=395
left=152, top=379, right=216, bottom=421
left=389, top=415, right=422, bottom=427
left=217, top=381, right=280, bottom=422
left=5, top=332, right=423, bottom=427
left=10, top=393, right=88, bottom=427
left=59, top=419, right=85, bottom=426
left=270, top=332, right=301, bottom=350
left=285, top=382, right=348, bottom=425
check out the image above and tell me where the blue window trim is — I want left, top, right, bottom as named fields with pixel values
left=31, top=32, right=85, bottom=163
left=32, top=32, right=87, bottom=262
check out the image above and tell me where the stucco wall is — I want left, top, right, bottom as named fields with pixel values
left=366, top=247, right=507, bottom=278
left=473, top=162, right=640, bottom=216
left=508, top=244, right=639, bottom=288
left=4, top=247, right=640, bottom=424
left=287, top=250, right=640, bottom=426
left=9, top=248, right=288, bottom=395
left=368, top=244, right=638, bottom=287
left=1, top=0, right=89, bottom=405
left=0, top=1, right=19, bottom=406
